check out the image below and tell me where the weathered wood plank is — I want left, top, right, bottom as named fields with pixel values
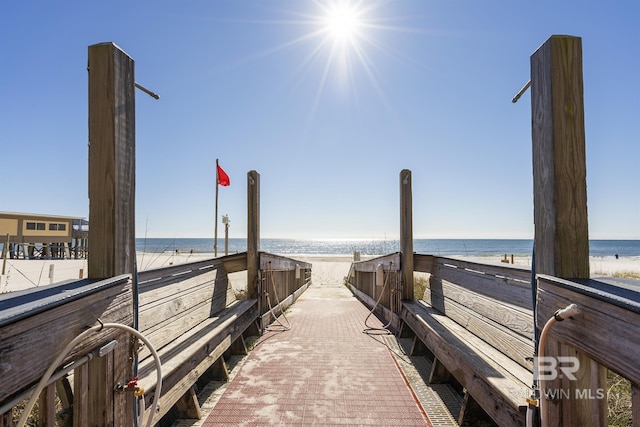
left=137, top=252, right=247, bottom=286
left=139, top=268, right=217, bottom=308
left=139, top=270, right=229, bottom=327
left=0, top=277, right=132, bottom=403
left=137, top=261, right=224, bottom=292
left=434, top=256, right=531, bottom=282
left=432, top=261, right=532, bottom=309
left=140, top=301, right=258, bottom=424
left=138, top=266, right=235, bottom=358
left=259, top=252, right=312, bottom=271
left=87, top=349, right=114, bottom=425
left=351, top=253, right=401, bottom=272
left=222, top=253, right=248, bottom=274
left=423, top=284, right=533, bottom=370
left=401, top=301, right=529, bottom=427
left=112, top=332, right=131, bottom=427
left=73, top=363, right=89, bottom=427
left=433, top=257, right=532, bottom=289
left=138, top=300, right=257, bottom=387
left=413, top=254, right=434, bottom=274
left=424, top=277, right=534, bottom=339
left=0, top=276, right=129, bottom=329
left=37, top=384, right=56, bottom=427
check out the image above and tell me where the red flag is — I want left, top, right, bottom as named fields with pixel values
left=217, top=164, right=230, bottom=186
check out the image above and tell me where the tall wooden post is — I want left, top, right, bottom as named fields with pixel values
left=88, top=42, right=136, bottom=427
left=532, top=36, right=590, bottom=279
left=2, top=234, right=9, bottom=275
left=531, top=35, right=605, bottom=426
left=400, top=169, right=414, bottom=301
left=88, top=42, right=136, bottom=278
left=247, top=171, right=260, bottom=300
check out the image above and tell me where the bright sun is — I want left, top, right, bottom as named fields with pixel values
left=323, top=3, right=361, bottom=44
left=251, top=0, right=400, bottom=113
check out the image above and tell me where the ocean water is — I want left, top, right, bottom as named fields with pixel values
left=136, top=238, right=640, bottom=258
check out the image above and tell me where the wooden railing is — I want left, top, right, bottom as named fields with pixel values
left=0, top=276, right=133, bottom=426
left=536, top=275, right=640, bottom=426
left=345, top=252, right=401, bottom=329
left=405, top=254, right=534, bottom=425
left=259, top=253, right=312, bottom=328
left=347, top=251, right=640, bottom=426
left=0, top=251, right=311, bottom=426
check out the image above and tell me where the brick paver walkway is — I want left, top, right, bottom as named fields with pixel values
left=202, top=283, right=431, bottom=427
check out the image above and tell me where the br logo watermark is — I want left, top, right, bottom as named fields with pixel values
left=534, top=356, right=579, bottom=381
left=534, top=356, right=605, bottom=400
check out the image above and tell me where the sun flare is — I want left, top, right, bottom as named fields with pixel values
left=242, top=0, right=407, bottom=121
left=323, top=3, right=361, bottom=44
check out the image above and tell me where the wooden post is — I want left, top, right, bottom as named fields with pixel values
left=531, top=35, right=604, bottom=427
left=87, top=42, right=136, bottom=427
left=37, top=384, right=56, bottom=426
left=88, top=42, right=136, bottom=279
left=532, top=35, right=589, bottom=280
left=247, top=171, right=260, bottom=301
left=1, top=234, right=8, bottom=275
left=400, top=169, right=414, bottom=301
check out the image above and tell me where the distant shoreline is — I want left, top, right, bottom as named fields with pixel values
left=133, top=238, right=640, bottom=258
left=2, top=251, right=638, bottom=294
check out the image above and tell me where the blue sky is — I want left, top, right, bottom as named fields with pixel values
left=1, top=0, right=638, bottom=240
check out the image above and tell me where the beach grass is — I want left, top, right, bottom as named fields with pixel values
left=608, top=370, right=632, bottom=426
left=413, top=273, right=429, bottom=301
left=12, top=394, right=66, bottom=427
left=611, top=271, right=640, bottom=280
left=234, top=289, right=249, bottom=300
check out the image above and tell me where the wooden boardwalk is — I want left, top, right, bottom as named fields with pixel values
left=201, top=282, right=432, bottom=426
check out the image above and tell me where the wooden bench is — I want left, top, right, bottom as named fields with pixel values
left=400, top=256, right=534, bottom=427
left=136, top=254, right=259, bottom=425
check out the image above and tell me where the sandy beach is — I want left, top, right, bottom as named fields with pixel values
left=1, top=253, right=638, bottom=294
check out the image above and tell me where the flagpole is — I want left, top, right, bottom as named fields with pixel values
left=215, top=158, right=219, bottom=257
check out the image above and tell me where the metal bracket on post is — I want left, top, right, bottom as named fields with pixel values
left=134, top=82, right=160, bottom=99
left=511, top=80, right=531, bottom=103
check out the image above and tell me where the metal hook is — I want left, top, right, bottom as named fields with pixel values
left=512, top=80, right=531, bottom=103
left=135, top=82, right=160, bottom=100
